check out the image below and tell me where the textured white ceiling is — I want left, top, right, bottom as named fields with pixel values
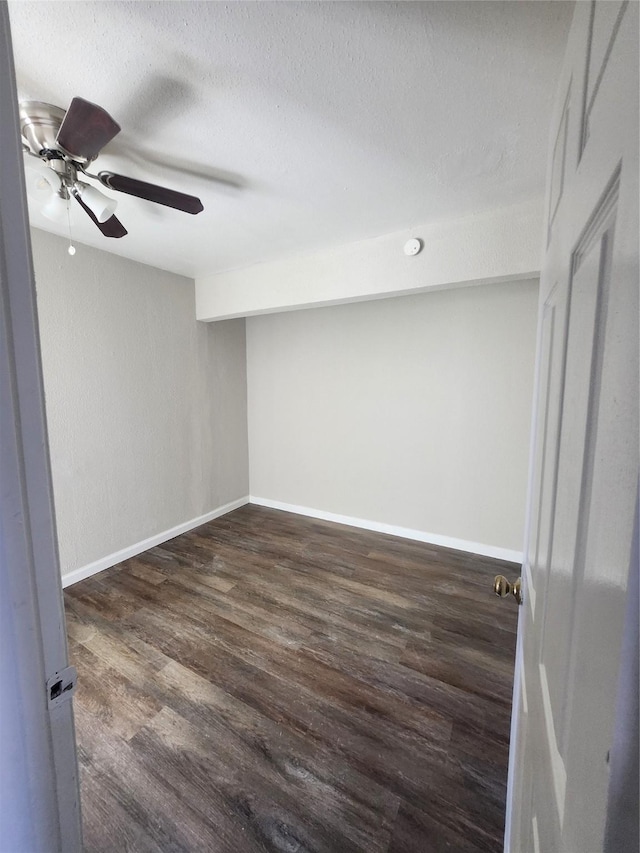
left=9, top=1, right=573, bottom=279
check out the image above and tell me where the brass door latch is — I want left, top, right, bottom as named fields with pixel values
left=493, top=575, right=523, bottom=606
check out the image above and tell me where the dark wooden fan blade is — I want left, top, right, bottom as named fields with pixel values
left=56, top=97, right=121, bottom=161
left=98, top=171, right=203, bottom=214
left=72, top=191, right=127, bottom=238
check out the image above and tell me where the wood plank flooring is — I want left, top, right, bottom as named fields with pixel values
left=64, top=505, right=518, bottom=853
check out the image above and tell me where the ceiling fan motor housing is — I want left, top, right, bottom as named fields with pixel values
left=19, top=101, right=82, bottom=161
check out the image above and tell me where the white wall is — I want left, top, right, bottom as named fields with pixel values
left=247, top=279, right=539, bottom=557
left=32, top=229, right=249, bottom=580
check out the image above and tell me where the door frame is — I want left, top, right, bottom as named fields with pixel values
left=0, top=4, right=82, bottom=851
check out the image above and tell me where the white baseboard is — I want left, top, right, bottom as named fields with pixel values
left=62, top=492, right=521, bottom=588
left=61, top=496, right=250, bottom=588
left=249, top=496, right=523, bottom=564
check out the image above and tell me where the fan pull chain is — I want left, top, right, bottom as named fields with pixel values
left=66, top=195, right=76, bottom=256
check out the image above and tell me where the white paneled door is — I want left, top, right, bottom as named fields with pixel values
left=506, top=2, right=638, bottom=851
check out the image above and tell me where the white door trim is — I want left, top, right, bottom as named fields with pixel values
left=0, top=6, right=82, bottom=850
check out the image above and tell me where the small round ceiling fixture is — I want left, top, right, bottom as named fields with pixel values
left=404, top=238, right=423, bottom=256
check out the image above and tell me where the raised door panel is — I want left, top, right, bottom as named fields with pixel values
left=539, top=185, right=618, bottom=749
left=581, top=1, right=629, bottom=152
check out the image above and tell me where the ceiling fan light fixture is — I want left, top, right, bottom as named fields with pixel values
left=75, top=181, right=117, bottom=223
left=41, top=189, right=70, bottom=223
left=25, top=165, right=61, bottom=201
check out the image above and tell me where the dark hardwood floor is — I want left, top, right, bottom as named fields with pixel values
left=64, top=505, right=518, bottom=853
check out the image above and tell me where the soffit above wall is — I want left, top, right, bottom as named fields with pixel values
left=196, top=197, right=543, bottom=321
left=9, top=1, right=572, bottom=279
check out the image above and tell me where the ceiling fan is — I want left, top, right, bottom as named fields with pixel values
left=19, top=97, right=204, bottom=239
